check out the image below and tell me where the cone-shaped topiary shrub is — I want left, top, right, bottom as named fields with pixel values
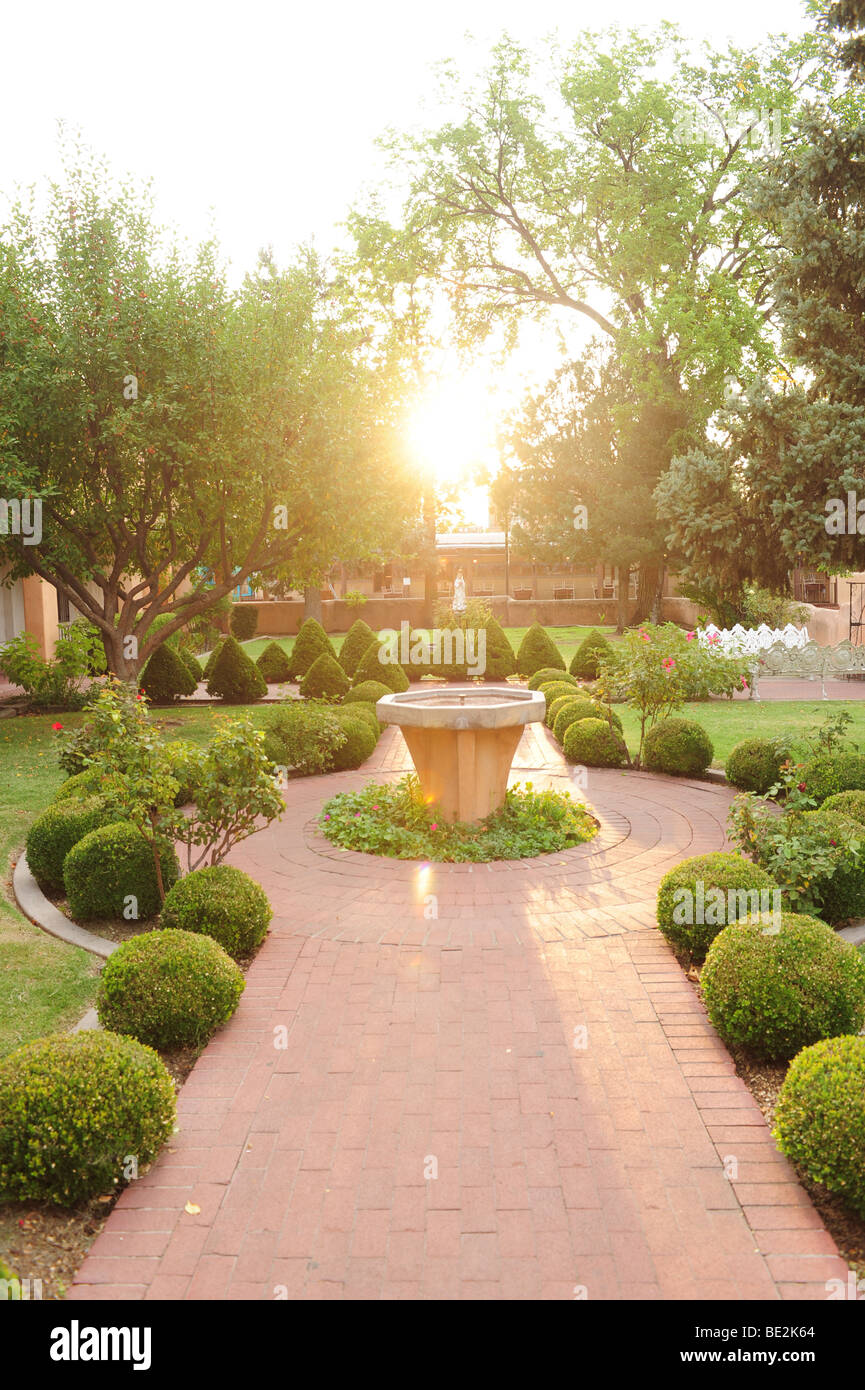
left=140, top=643, right=197, bottom=703
left=229, top=604, right=259, bottom=641
left=516, top=623, right=565, bottom=677
left=774, top=1035, right=865, bottom=1217
left=289, top=618, right=335, bottom=680
left=345, top=680, right=391, bottom=706
left=339, top=619, right=378, bottom=677
left=799, top=808, right=865, bottom=923
left=528, top=667, right=577, bottom=691
left=725, top=738, right=790, bottom=795
left=656, top=851, right=779, bottom=961
left=0, top=1031, right=176, bottom=1206
left=26, top=795, right=122, bottom=892
left=206, top=635, right=267, bottom=703
left=481, top=617, right=516, bottom=680
left=97, top=929, right=245, bottom=1049
left=569, top=630, right=614, bottom=680
left=562, top=718, right=627, bottom=769
left=553, top=699, right=622, bottom=745
left=353, top=641, right=410, bottom=692
left=63, top=822, right=180, bottom=921
left=329, top=713, right=377, bottom=770
left=160, top=864, right=272, bottom=958
left=203, top=638, right=225, bottom=679
left=701, top=912, right=865, bottom=1060
left=256, top=641, right=292, bottom=683
left=180, top=648, right=204, bottom=684
left=300, top=652, right=351, bottom=700
left=642, top=718, right=713, bottom=777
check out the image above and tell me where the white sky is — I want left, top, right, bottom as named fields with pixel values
left=1, top=0, right=816, bottom=525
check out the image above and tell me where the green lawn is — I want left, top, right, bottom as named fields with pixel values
left=615, top=698, right=862, bottom=769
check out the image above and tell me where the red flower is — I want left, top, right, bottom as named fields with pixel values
left=51, top=721, right=63, bottom=731
left=798, top=782, right=807, bottom=792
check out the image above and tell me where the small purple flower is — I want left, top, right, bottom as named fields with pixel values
left=323, top=813, right=331, bottom=821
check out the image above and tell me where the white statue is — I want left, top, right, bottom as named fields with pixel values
left=452, top=569, right=467, bottom=617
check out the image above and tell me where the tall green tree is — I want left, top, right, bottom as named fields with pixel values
left=0, top=144, right=415, bottom=676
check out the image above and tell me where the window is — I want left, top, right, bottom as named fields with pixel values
left=56, top=588, right=70, bottom=624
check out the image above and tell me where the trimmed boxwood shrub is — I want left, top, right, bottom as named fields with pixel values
left=642, top=718, right=713, bottom=777
left=180, top=648, right=204, bottom=684
left=481, top=617, right=516, bottom=680
left=203, top=638, right=225, bottom=679
left=569, top=630, right=614, bottom=680
left=289, top=618, right=335, bottom=680
left=562, top=718, right=627, bottom=769
left=353, top=642, right=410, bottom=692
left=300, top=652, right=351, bottom=700
left=0, top=1030, right=175, bottom=1206
left=160, top=864, right=272, bottom=959
left=229, top=604, right=259, bottom=641
left=329, top=713, right=377, bottom=771
left=53, top=768, right=121, bottom=803
left=97, top=929, right=244, bottom=1049
left=339, top=619, right=378, bottom=677
left=256, top=641, right=292, bottom=683
left=800, top=808, right=865, bottom=923
left=553, top=700, right=622, bottom=745
left=26, top=795, right=121, bottom=892
left=702, top=912, right=865, bottom=1060
left=139, top=642, right=197, bottom=703
left=205, top=635, right=267, bottom=703
left=345, top=680, right=391, bottom=706
left=725, top=738, right=790, bottom=795
left=516, top=623, right=565, bottom=677
left=339, top=702, right=380, bottom=741
left=64, top=822, right=180, bottom=921
left=539, top=682, right=582, bottom=716
left=656, top=851, right=778, bottom=961
left=823, top=790, right=865, bottom=825
left=547, top=694, right=580, bottom=729
left=774, top=1035, right=865, bottom=1217
left=799, top=752, right=865, bottom=805
left=528, top=667, right=577, bottom=692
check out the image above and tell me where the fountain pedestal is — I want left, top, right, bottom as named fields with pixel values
left=376, top=686, right=546, bottom=824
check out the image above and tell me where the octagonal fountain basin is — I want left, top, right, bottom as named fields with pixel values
left=376, top=685, right=546, bottom=824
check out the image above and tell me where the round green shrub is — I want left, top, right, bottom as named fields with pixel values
left=300, top=652, right=351, bottom=700
left=562, top=717, right=627, bottom=769
left=702, top=913, right=865, bottom=1060
left=339, top=703, right=379, bottom=740
left=139, top=643, right=197, bottom=703
left=338, top=619, right=378, bottom=677
left=64, top=822, right=180, bottom=922
left=725, top=738, right=790, bottom=795
left=160, top=864, right=272, bottom=959
left=344, top=680, right=391, bottom=706
left=97, top=929, right=245, bottom=1049
left=0, top=1031, right=176, bottom=1206
left=774, top=1035, right=865, bottom=1217
left=823, top=790, right=865, bottom=826
left=229, top=603, right=259, bottom=641
left=289, top=618, right=335, bottom=680
left=800, top=808, right=865, bottom=923
left=256, top=641, right=292, bottom=683
left=329, top=714, right=377, bottom=771
left=26, top=795, right=121, bottom=893
left=547, top=694, right=580, bottom=729
left=353, top=642, right=410, bottom=692
left=53, top=768, right=122, bottom=803
left=180, top=648, right=204, bottom=684
left=205, top=635, right=267, bottom=703
left=656, top=851, right=779, bottom=961
left=528, top=667, right=577, bottom=692
left=642, top=718, right=713, bottom=777
left=516, top=624, right=565, bottom=678
left=539, top=682, right=582, bottom=717
left=569, top=630, right=614, bottom=680
left=799, top=752, right=865, bottom=805
left=553, top=700, right=622, bottom=745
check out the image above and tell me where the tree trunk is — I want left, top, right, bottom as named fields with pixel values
left=633, top=562, right=664, bottom=625
left=304, top=586, right=323, bottom=623
left=615, top=567, right=629, bottom=633
left=101, top=622, right=141, bottom=682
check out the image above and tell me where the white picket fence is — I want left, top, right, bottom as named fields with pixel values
left=697, top=623, right=810, bottom=655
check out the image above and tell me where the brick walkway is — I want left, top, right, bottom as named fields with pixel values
left=70, top=725, right=847, bottom=1300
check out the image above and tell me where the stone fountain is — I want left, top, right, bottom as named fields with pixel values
left=376, top=685, right=546, bottom=824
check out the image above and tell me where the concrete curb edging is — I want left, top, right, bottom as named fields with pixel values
left=12, top=852, right=117, bottom=960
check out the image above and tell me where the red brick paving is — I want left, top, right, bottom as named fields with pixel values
left=70, top=724, right=848, bottom=1300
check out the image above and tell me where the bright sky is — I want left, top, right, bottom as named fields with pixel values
left=2, top=0, right=815, bottom=524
